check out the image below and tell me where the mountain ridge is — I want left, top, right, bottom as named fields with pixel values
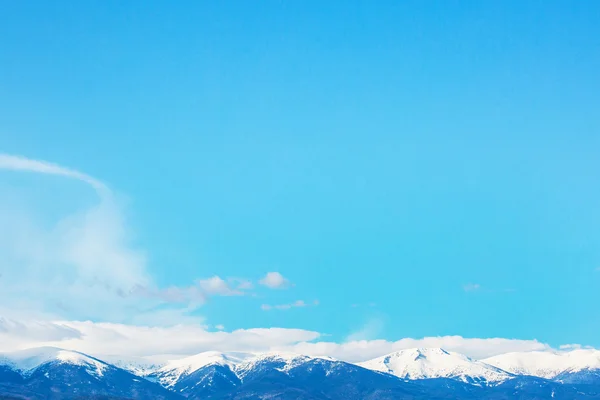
left=2, top=346, right=600, bottom=399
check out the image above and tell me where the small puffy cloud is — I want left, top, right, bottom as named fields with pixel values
left=463, top=283, right=481, bottom=292
left=215, top=324, right=225, bottom=331
left=259, top=272, right=290, bottom=289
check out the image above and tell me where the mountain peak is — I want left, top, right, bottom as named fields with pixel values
left=484, top=349, right=600, bottom=379
left=154, top=351, right=251, bottom=388
left=359, top=348, right=511, bottom=385
left=401, top=347, right=452, bottom=359
left=0, top=346, right=109, bottom=379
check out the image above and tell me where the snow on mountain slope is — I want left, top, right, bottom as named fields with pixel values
left=483, top=349, right=600, bottom=380
left=235, top=352, right=337, bottom=379
left=359, top=348, right=512, bottom=386
left=0, top=347, right=181, bottom=400
left=101, top=354, right=167, bottom=377
left=0, top=346, right=108, bottom=377
left=155, top=351, right=251, bottom=388
left=153, top=350, right=340, bottom=389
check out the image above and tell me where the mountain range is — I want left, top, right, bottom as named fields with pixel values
left=1, top=346, right=600, bottom=399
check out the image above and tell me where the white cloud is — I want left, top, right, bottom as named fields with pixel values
left=259, top=272, right=290, bottom=289
left=0, top=317, right=560, bottom=363
left=0, top=317, right=81, bottom=343
left=0, top=318, right=321, bottom=359
left=0, top=168, right=151, bottom=321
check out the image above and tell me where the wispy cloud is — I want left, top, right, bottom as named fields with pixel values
left=463, top=283, right=516, bottom=294
left=232, top=278, right=254, bottom=290
left=0, top=154, right=261, bottom=325
left=0, top=154, right=152, bottom=322
left=199, top=276, right=245, bottom=296
left=345, top=317, right=385, bottom=341
left=261, top=300, right=318, bottom=311
left=0, top=154, right=109, bottom=195
left=351, top=302, right=377, bottom=308
left=131, top=276, right=252, bottom=307
left=463, top=283, right=481, bottom=292
left=259, top=272, right=291, bottom=289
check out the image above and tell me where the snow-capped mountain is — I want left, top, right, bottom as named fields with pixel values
left=152, top=351, right=337, bottom=389
left=359, top=348, right=513, bottom=386
left=3, top=346, right=600, bottom=399
left=101, top=354, right=167, bottom=377
left=153, top=350, right=251, bottom=388
left=235, top=352, right=338, bottom=379
left=0, top=347, right=180, bottom=399
left=150, top=350, right=430, bottom=399
left=483, top=348, right=600, bottom=381
left=0, top=347, right=108, bottom=378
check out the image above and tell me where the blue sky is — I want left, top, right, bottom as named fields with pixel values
left=1, top=1, right=600, bottom=357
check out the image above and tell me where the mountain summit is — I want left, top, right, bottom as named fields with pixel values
left=358, top=347, right=513, bottom=385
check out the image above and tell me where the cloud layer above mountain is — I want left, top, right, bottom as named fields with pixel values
left=0, top=316, right=553, bottom=362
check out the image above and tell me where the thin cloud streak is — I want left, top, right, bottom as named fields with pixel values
left=261, top=300, right=318, bottom=311
left=0, top=154, right=110, bottom=196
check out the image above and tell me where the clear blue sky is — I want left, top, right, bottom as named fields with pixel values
left=1, top=1, right=600, bottom=348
